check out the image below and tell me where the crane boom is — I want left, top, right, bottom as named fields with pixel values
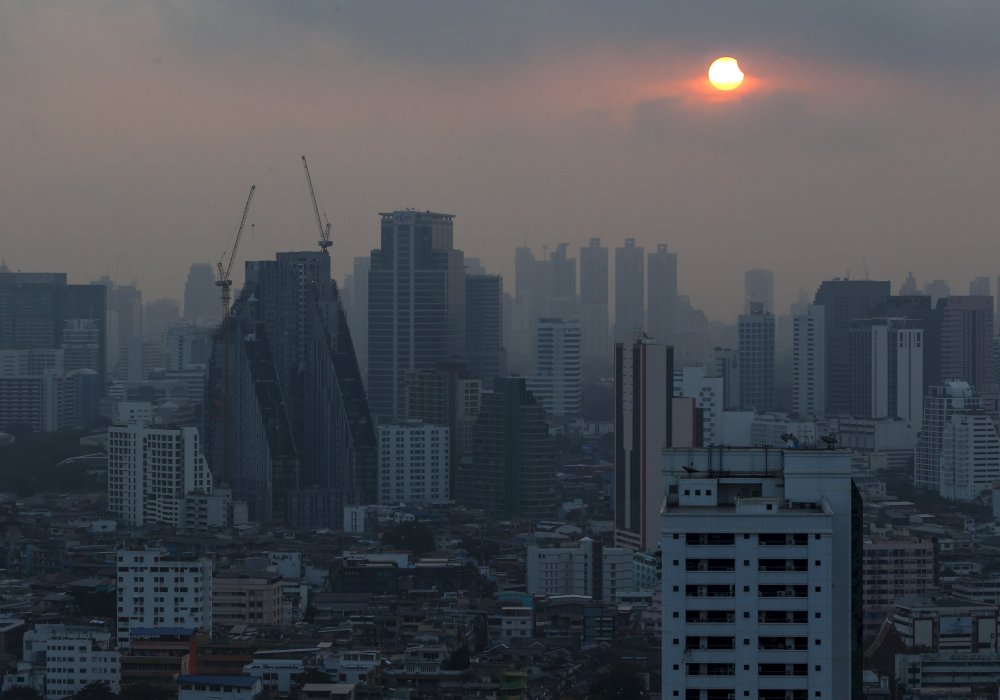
left=301, top=155, right=332, bottom=252
left=215, top=184, right=256, bottom=316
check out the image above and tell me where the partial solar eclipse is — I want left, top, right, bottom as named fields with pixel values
left=708, top=57, right=745, bottom=91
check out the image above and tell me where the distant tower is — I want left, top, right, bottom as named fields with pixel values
left=183, top=263, right=220, bottom=326
left=367, top=211, right=466, bottom=423
left=527, top=318, right=581, bottom=419
left=744, top=268, right=774, bottom=314
left=939, top=296, right=995, bottom=391
left=970, top=277, right=991, bottom=297
left=579, top=238, right=610, bottom=372
left=647, top=244, right=678, bottom=344
left=792, top=304, right=825, bottom=418
left=614, top=238, right=644, bottom=342
left=849, top=318, right=924, bottom=430
left=465, top=273, right=504, bottom=382
left=738, top=303, right=775, bottom=412
left=900, top=271, right=919, bottom=296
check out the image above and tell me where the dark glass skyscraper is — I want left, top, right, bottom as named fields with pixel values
left=465, top=273, right=504, bottom=382
left=367, top=211, right=466, bottom=423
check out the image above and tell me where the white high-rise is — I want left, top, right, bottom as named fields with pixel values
left=674, top=366, right=724, bottom=446
left=661, top=447, right=857, bottom=700
left=792, top=305, right=825, bottom=418
left=526, top=537, right=634, bottom=602
left=527, top=318, right=581, bottom=418
left=850, top=318, right=923, bottom=431
left=107, top=422, right=213, bottom=527
left=939, top=410, right=1000, bottom=501
left=377, top=420, right=450, bottom=504
left=914, top=381, right=980, bottom=491
left=116, top=548, right=212, bottom=647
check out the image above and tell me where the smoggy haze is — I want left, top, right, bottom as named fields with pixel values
left=2, top=1, right=999, bottom=320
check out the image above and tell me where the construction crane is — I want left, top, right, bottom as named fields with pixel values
left=301, top=155, right=332, bottom=252
left=215, top=185, right=256, bottom=317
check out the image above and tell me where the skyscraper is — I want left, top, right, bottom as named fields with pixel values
left=738, top=303, right=775, bottom=412
left=367, top=210, right=466, bottom=422
left=939, top=410, right=1000, bottom=501
left=792, top=304, right=825, bottom=417
left=183, top=263, right=220, bottom=326
left=813, top=279, right=891, bottom=415
left=914, top=381, right=980, bottom=491
left=939, top=295, right=995, bottom=392
left=849, top=318, right=924, bottom=430
left=546, top=242, right=577, bottom=319
left=647, top=243, right=678, bottom=345
left=206, top=251, right=376, bottom=526
left=970, top=277, right=991, bottom=297
left=457, top=377, right=555, bottom=520
left=614, top=336, right=673, bottom=552
left=527, top=318, right=581, bottom=419
left=579, top=238, right=610, bottom=372
left=465, top=273, right=504, bottom=382
left=660, top=447, right=859, bottom=700
left=342, top=256, right=370, bottom=381
left=614, top=238, right=644, bottom=342
left=744, top=268, right=774, bottom=314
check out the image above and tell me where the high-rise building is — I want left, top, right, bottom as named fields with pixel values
left=660, top=447, right=860, bottom=700
left=95, top=277, right=143, bottom=381
left=674, top=366, right=724, bottom=446
left=0, top=271, right=107, bottom=386
left=923, top=279, right=951, bottom=306
left=914, top=381, right=980, bottom=491
left=939, top=295, right=995, bottom=392
left=183, top=263, right=220, bottom=326
left=527, top=318, right=581, bottom=419
left=342, top=256, right=370, bottom=380
left=377, top=420, right=450, bottom=504
left=900, top=271, right=919, bottom=296
left=116, top=549, right=212, bottom=648
left=614, top=238, right=644, bottom=342
left=792, top=304, right=825, bottom=418
left=0, top=348, right=99, bottom=433
left=526, top=538, right=634, bottom=602
left=206, top=251, right=376, bottom=526
left=647, top=244, right=678, bottom=345
left=456, top=377, right=555, bottom=521
left=813, top=279, right=891, bottom=415
left=863, top=538, right=936, bottom=638
left=107, top=422, right=213, bottom=527
left=738, top=303, right=775, bottom=412
left=939, top=410, right=1000, bottom=501
left=850, top=318, right=924, bottom=430
left=465, top=273, right=504, bottom=382
left=143, top=298, right=181, bottom=344
left=579, top=238, right=610, bottom=372
left=614, top=336, right=673, bottom=552
left=970, top=277, right=991, bottom=297
left=546, top=242, right=577, bottom=319
left=744, top=268, right=774, bottom=314
left=367, top=211, right=465, bottom=422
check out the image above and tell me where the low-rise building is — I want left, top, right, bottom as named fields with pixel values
left=178, top=674, right=262, bottom=700
left=213, top=570, right=284, bottom=629
left=526, top=537, right=633, bottom=602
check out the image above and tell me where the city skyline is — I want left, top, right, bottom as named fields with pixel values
left=2, top=3, right=1000, bottom=320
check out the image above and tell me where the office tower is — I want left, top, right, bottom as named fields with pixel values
left=367, top=210, right=465, bottom=423
left=813, top=279, right=891, bottom=415
left=579, top=237, right=610, bottom=372
left=660, top=447, right=859, bottom=700
left=850, top=318, right=924, bottom=430
left=873, top=294, right=942, bottom=390
left=107, top=422, right=213, bottom=527
left=939, top=295, right=995, bottom=391
left=738, top=303, right=775, bottom=412
left=167, top=325, right=214, bottom=371
left=744, top=268, right=774, bottom=314
left=547, top=242, right=577, bottom=319
left=675, top=366, right=724, bottom=445
left=862, top=538, right=935, bottom=638
left=712, top=346, right=740, bottom=411
left=95, top=277, right=143, bottom=380
left=792, top=304, right=825, bottom=418
left=914, top=381, right=980, bottom=490
left=0, top=271, right=107, bottom=386
left=183, top=262, right=220, bottom=326
left=143, top=297, right=181, bottom=344
left=404, top=362, right=481, bottom=497
left=63, top=318, right=102, bottom=374
left=527, top=318, right=581, bottom=419
left=465, top=273, right=504, bottom=382
left=900, top=271, right=919, bottom=296
left=342, top=256, right=370, bottom=380
left=116, top=549, right=212, bottom=648
left=206, top=251, right=377, bottom=526
left=939, top=410, right=1000, bottom=501
left=970, top=277, right=991, bottom=297
left=647, top=244, right=678, bottom=345
left=924, top=279, right=951, bottom=306
left=614, top=238, right=645, bottom=342
left=614, top=336, right=673, bottom=552
left=377, top=420, right=450, bottom=504
left=456, top=377, right=555, bottom=520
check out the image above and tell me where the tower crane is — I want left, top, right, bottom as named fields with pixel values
left=301, top=155, right=332, bottom=252
left=215, top=185, right=256, bottom=317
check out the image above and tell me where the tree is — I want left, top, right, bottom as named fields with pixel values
left=119, top=683, right=171, bottom=700
left=0, top=688, right=45, bottom=700
left=443, top=644, right=471, bottom=670
left=69, top=682, right=117, bottom=700
left=586, top=663, right=646, bottom=699
left=382, top=521, right=434, bottom=554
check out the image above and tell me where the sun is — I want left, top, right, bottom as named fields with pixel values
left=708, top=57, right=745, bottom=91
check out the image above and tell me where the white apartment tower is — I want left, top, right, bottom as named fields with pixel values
left=528, top=317, right=581, bottom=418
left=661, top=447, right=858, bottom=700
left=939, top=410, right=1000, bottom=501
left=107, top=422, right=213, bottom=527
left=377, top=420, right=450, bottom=504
left=914, top=381, right=980, bottom=491
left=674, top=366, right=724, bottom=446
left=526, top=537, right=634, bottom=602
left=116, top=548, right=212, bottom=647
left=792, top=305, right=825, bottom=418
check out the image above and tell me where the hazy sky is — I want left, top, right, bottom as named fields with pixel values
left=2, top=1, right=999, bottom=320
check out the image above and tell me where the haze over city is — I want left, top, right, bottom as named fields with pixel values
left=3, top=2, right=1000, bottom=320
